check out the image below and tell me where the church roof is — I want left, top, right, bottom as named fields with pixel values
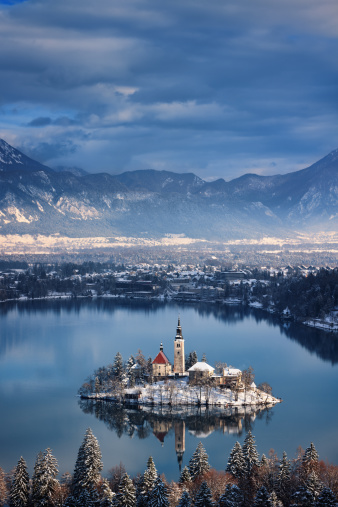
left=152, top=351, right=170, bottom=365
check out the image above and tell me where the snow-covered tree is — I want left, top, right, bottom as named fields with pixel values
left=315, top=486, right=337, bottom=506
left=116, top=473, right=136, bottom=507
left=142, top=457, right=158, bottom=498
left=277, top=451, right=291, bottom=505
left=306, top=471, right=322, bottom=501
left=9, top=457, right=30, bottom=507
left=149, top=477, right=169, bottom=507
left=302, top=443, right=319, bottom=479
left=100, top=478, right=115, bottom=507
left=218, top=484, right=244, bottom=507
left=242, top=431, right=260, bottom=476
left=290, top=485, right=314, bottom=506
left=31, top=447, right=59, bottom=506
left=188, top=442, right=210, bottom=480
left=0, top=467, right=8, bottom=507
left=253, top=485, right=270, bottom=506
left=268, top=491, right=283, bottom=507
left=72, top=428, right=103, bottom=497
left=179, top=466, right=192, bottom=485
left=113, top=352, right=124, bottom=379
left=177, top=489, right=191, bottom=507
left=226, top=441, right=245, bottom=479
left=194, top=481, right=214, bottom=507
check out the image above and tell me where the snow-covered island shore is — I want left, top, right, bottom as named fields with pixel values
left=81, top=378, right=281, bottom=408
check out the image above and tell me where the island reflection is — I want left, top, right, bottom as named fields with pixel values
left=78, top=399, right=275, bottom=470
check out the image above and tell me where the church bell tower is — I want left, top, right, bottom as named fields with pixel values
left=174, top=317, right=185, bottom=375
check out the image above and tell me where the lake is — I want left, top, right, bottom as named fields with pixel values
left=0, top=299, right=338, bottom=482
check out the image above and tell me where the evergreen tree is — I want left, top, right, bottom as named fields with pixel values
left=194, top=481, right=214, bottom=507
left=188, top=442, right=210, bottom=480
left=100, top=478, right=115, bottom=507
left=113, top=352, right=124, bottom=379
left=226, top=441, right=245, bottom=479
left=302, top=444, right=319, bottom=478
left=142, top=457, right=158, bottom=498
left=9, top=457, right=30, bottom=507
left=72, top=428, right=103, bottom=497
left=149, top=477, right=169, bottom=507
left=179, top=466, right=192, bottom=485
left=315, top=486, right=337, bottom=506
left=254, top=486, right=270, bottom=506
left=268, top=491, right=283, bottom=507
left=291, top=485, right=314, bottom=506
left=306, top=472, right=322, bottom=501
left=277, top=451, right=291, bottom=505
left=242, top=431, right=260, bottom=476
left=33, top=447, right=59, bottom=506
left=177, top=490, right=191, bottom=507
left=218, top=484, right=244, bottom=507
left=0, top=467, right=8, bottom=507
left=116, top=473, right=136, bottom=507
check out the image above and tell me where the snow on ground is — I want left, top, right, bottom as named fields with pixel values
left=85, top=379, right=281, bottom=408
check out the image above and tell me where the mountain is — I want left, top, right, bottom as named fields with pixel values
left=0, top=138, right=337, bottom=240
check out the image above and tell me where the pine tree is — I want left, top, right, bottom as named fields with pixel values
left=188, top=442, right=210, bottom=480
left=218, top=484, right=244, bottom=507
left=9, top=457, right=30, bottom=507
left=242, top=431, right=260, bottom=476
left=315, top=486, right=337, bottom=506
left=177, top=489, right=191, bottom=507
left=302, top=443, right=319, bottom=479
left=226, top=441, right=245, bottom=479
left=72, top=428, right=103, bottom=497
left=149, top=477, right=169, bottom=507
left=268, top=491, right=283, bottom=507
left=291, top=485, right=314, bottom=506
left=116, top=473, right=136, bottom=507
left=0, top=467, right=8, bottom=507
left=142, top=457, right=158, bottom=498
left=113, top=352, right=124, bottom=379
left=179, top=466, right=192, bottom=485
left=100, top=478, right=115, bottom=507
left=31, top=447, right=59, bottom=506
left=306, top=472, right=322, bottom=501
left=194, top=481, right=214, bottom=507
left=254, top=486, right=270, bottom=506
left=277, top=451, right=291, bottom=505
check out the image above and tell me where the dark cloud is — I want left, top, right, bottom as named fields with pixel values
left=0, top=0, right=337, bottom=178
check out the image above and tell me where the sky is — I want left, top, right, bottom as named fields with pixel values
left=0, top=0, right=337, bottom=181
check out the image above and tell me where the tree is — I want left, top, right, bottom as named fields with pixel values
left=0, top=467, right=8, bottom=507
left=226, top=441, right=245, bottom=479
left=306, top=472, right=322, bottom=501
left=32, top=447, right=59, bottom=506
left=149, top=477, right=169, bottom=507
left=116, top=473, right=136, bottom=507
left=113, top=352, right=124, bottom=380
left=315, top=486, right=337, bottom=506
left=242, top=431, right=259, bottom=476
left=268, top=491, right=283, bottom=507
left=100, top=478, right=115, bottom=507
left=72, top=428, right=103, bottom=497
left=290, top=485, right=314, bottom=506
left=219, top=484, right=244, bottom=507
left=277, top=451, right=291, bottom=505
left=9, top=457, right=30, bottom=507
left=188, top=442, right=210, bottom=480
left=179, top=466, right=192, bottom=485
left=194, top=481, right=214, bottom=507
left=302, top=443, right=319, bottom=479
left=253, top=486, right=270, bottom=506
left=177, top=490, right=191, bottom=507
left=142, top=457, right=158, bottom=498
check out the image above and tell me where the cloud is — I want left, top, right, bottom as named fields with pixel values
left=0, top=0, right=337, bottom=178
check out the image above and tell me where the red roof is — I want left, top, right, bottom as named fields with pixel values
left=152, top=351, right=170, bottom=365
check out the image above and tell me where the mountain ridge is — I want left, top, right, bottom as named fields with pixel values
left=0, top=138, right=337, bottom=240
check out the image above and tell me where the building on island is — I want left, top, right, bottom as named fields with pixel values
left=152, top=343, right=172, bottom=381
left=188, top=361, right=214, bottom=381
left=173, top=317, right=185, bottom=376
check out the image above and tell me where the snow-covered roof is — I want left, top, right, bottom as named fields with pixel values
left=188, top=361, right=214, bottom=372
left=223, top=367, right=242, bottom=377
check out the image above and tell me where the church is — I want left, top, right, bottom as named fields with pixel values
left=152, top=317, right=186, bottom=380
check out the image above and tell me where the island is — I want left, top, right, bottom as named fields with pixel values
left=79, top=318, right=281, bottom=408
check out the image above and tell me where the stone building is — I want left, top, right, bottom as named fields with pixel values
left=173, top=317, right=185, bottom=376
left=152, top=343, right=172, bottom=380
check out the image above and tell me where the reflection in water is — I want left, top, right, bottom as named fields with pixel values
left=79, top=399, right=275, bottom=471
left=0, top=299, right=337, bottom=363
